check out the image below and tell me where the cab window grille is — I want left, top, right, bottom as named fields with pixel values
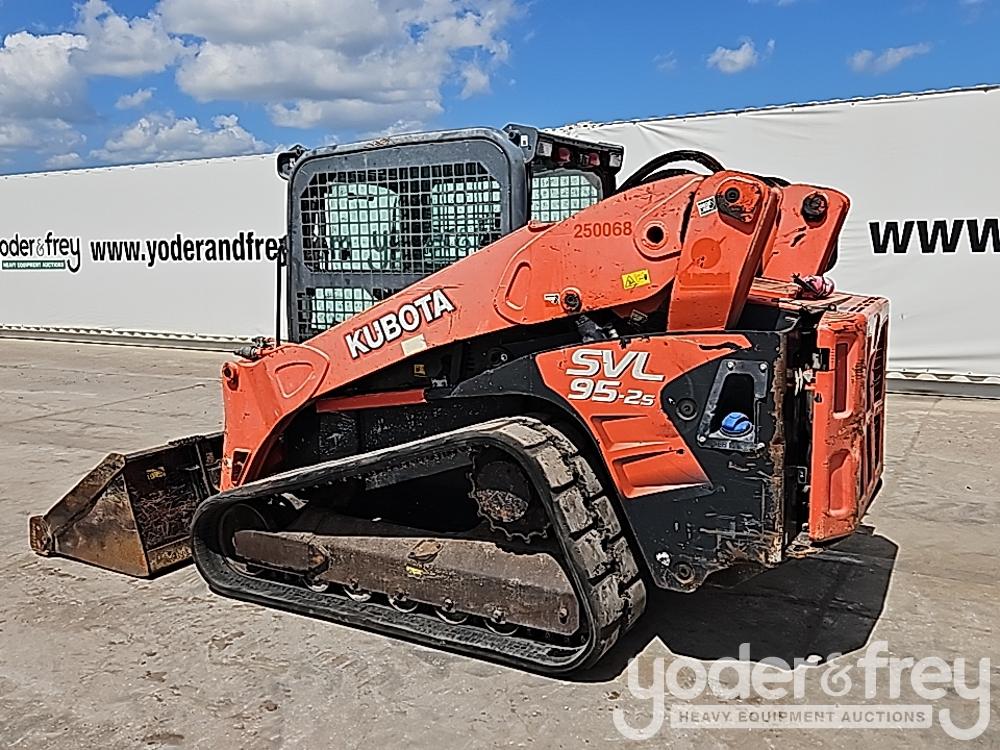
left=296, top=162, right=502, bottom=337
left=531, top=170, right=601, bottom=222
left=298, top=286, right=378, bottom=334
left=300, top=163, right=502, bottom=276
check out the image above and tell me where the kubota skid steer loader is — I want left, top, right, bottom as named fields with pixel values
left=30, top=124, right=888, bottom=672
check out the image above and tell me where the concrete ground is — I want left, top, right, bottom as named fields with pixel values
left=0, top=339, right=997, bottom=749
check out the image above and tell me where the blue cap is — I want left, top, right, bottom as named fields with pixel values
left=720, top=411, right=753, bottom=438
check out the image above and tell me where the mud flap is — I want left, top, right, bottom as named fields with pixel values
left=28, top=434, right=223, bottom=577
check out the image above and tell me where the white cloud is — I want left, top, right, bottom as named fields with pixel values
left=0, top=1, right=183, bottom=120
left=655, top=52, right=678, bottom=72
left=90, top=112, right=269, bottom=164
left=459, top=64, right=491, bottom=98
left=707, top=38, right=774, bottom=74
left=0, top=33, right=88, bottom=161
left=160, top=0, right=518, bottom=129
left=159, top=0, right=396, bottom=47
left=73, top=0, right=186, bottom=77
left=848, top=43, right=931, bottom=74
left=1, top=0, right=518, bottom=168
left=0, top=118, right=84, bottom=153
left=0, top=2, right=189, bottom=168
left=358, top=119, right=429, bottom=140
left=115, top=87, right=155, bottom=109
left=44, top=152, right=84, bottom=169
left=0, top=32, right=89, bottom=120
left=268, top=98, right=444, bottom=131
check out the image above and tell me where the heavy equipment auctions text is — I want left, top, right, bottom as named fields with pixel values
left=0, top=231, right=281, bottom=273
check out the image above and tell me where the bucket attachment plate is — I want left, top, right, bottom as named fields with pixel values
left=29, top=434, right=223, bottom=577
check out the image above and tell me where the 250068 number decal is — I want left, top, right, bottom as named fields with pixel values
left=564, top=348, right=663, bottom=406
left=573, top=221, right=632, bottom=238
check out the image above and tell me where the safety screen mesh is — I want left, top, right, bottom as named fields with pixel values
left=531, top=170, right=601, bottom=222
left=300, top=164, right=502, bottom=275
left=297, top=162, right=503, bottom=336
left=297, top=287, right=379, bottom=335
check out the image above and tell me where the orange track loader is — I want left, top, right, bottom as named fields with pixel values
left=30, top=125, right=888, bottom=671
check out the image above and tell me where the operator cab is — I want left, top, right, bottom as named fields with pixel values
left=277, top=125, right=624, bottom=343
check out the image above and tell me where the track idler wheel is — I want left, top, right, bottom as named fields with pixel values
left=217, top=502, right=271, bottom=576
left=304, top=575, right=332, bottom=593
left=389, top=592, right=418, bottom=613
left=216, top=497, right=295, bottom=576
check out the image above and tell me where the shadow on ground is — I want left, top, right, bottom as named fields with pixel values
left=576, top=526, right=898, bottom=682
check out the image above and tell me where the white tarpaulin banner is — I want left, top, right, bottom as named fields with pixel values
left=559, top=86, right=1000, bottom=379
left=0, top=155, right=286, bottom=340
left=0, top=87, right=997, bottom=381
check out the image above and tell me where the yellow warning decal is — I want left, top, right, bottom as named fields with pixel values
left=622, top=269, right=651, bottom=290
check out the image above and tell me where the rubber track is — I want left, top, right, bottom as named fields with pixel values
left=191, top=417, right=646, bottom=673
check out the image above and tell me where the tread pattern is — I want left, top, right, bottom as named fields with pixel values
left=192, top=416, right=646, bottom=672
left=522, top=424, right=647, bottom=664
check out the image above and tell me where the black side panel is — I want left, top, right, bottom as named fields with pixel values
left=282, top=398, right=532, bottom=469
left=449, top=330, right=799, bottom=592
left=632, top=333, right=790, bottom=591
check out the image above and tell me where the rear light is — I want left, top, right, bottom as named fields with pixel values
left=609, top=153, right=623, bottom=168
left=556, top=147, right=572, bottom=164
left=537, top=140, right=553, bottom=157
left=586, top=152, right=601, bottom=167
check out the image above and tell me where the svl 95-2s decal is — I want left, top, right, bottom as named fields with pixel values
left=564, top=349, right=663, bottom=405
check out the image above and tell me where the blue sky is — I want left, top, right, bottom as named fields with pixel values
left=0, top=0, right=996, bottom=174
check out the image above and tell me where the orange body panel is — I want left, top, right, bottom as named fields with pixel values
left=536, top=335, right=750, bottom=498
left=218, top=168, right=888, bottom=556
left=808, top=294, right=889, bottom=541
left=206, top=148, right=894, bottom=601
left=763, top=185, right=850, bottom=281
left=667, top=173, right=779, bottom=331
left=219, top=174, right=779, bottom=489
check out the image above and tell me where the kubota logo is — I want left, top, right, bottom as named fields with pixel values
left=345, top=288, right=456, bottom=359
